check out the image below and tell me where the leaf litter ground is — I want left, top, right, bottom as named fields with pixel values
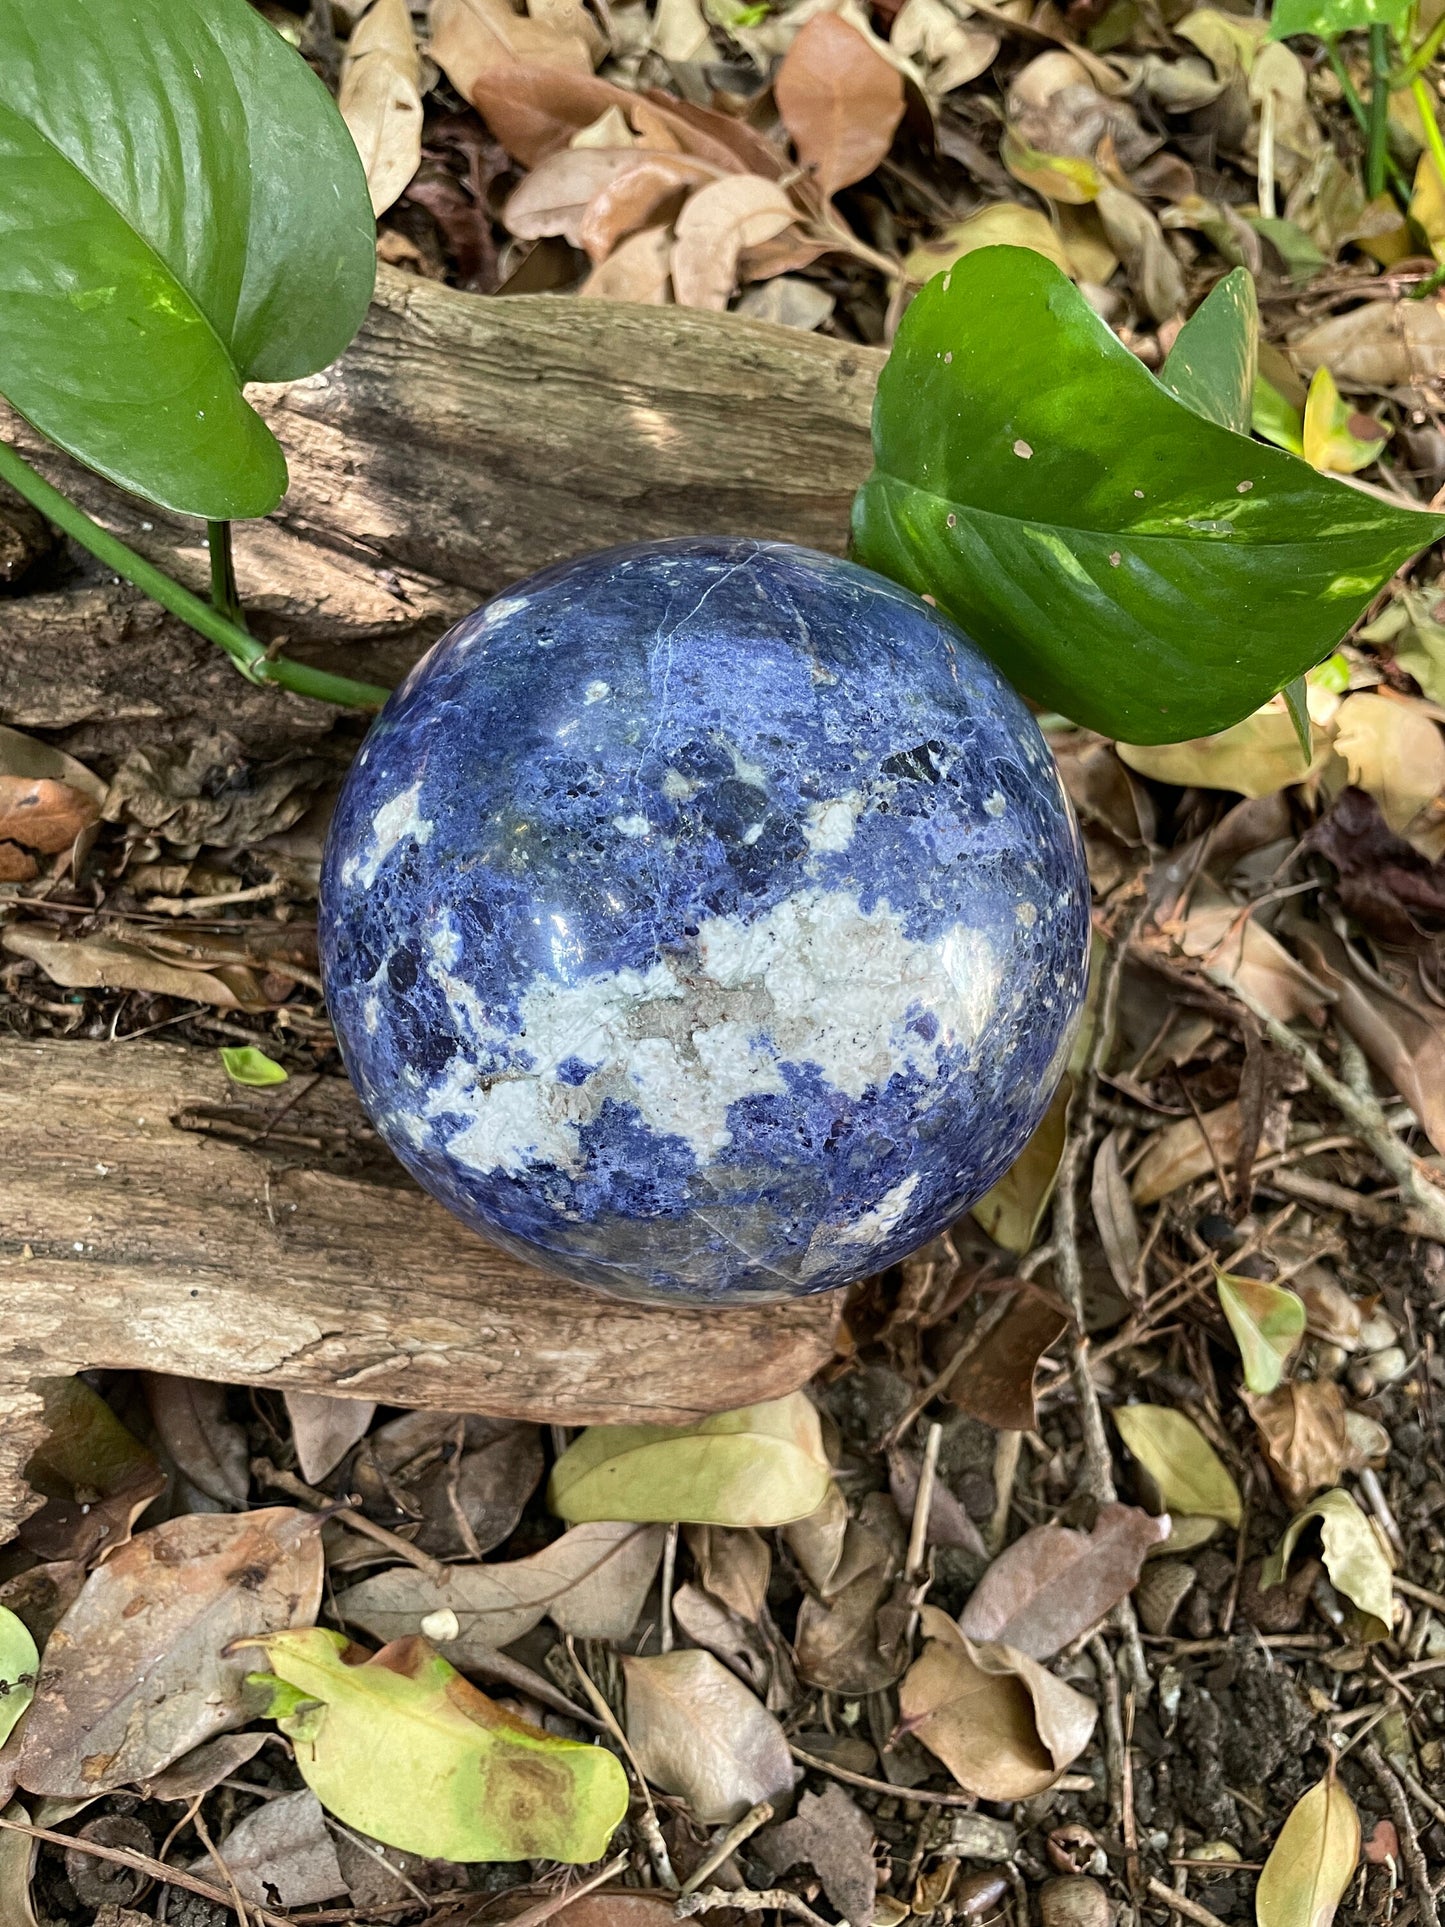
left=4, top=0, right=1445, bottom=1922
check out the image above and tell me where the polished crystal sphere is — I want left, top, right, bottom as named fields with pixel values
left=320, top=538, right=1089, bottom=1303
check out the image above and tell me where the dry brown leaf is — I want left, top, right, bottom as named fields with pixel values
left=623, top=1648, right=794, bottom=1824
left=945, top=1287, right=1069, bottom=1434
left=0, top=778, right=100, bottom=856
left=579, top=222, right=674, bottom=300
left=1331, top=693, right=1445, bottom=843
left=957, top=1505, right=1170, bottom=1658
left=898, top=1609, right=1097, bottom=1799
left=0, top=1565, right=87, bottom=1655
left=579, top=154, right=719, bottom=261
left=430, top=0, right=594, bottom=118
left=651, top=0, right=711, bottom=61
left=283, top=1393, right=376, bottom=1487
left=670, top=1584, right=771, bottom=1696
left=1292, top=925, right=1445, bottom=1156
left=794, top=1494, right=909, bottom=1695
left=1118, top=696, right=1336, bottom=798
left=16, top=1509, right=323, bottom=1798
left=1289, top=297, right=1445, bottom=388
left=353, top=1410, right=543, bottom=1560
left=775, top=14, right=905, bottom=200
left=782, top=1481, right=850, bottom=1595
left=686, top=1525, right=772, bottom=1623
left=339, top=0, right=423, bottom=215
left=1130, top=1097, right=1287, bottom=1206
left=1174, top=879, right=1330, bottom=1024
left=1091, top=1131, right=1141, bottom=1301
left=736, top=276, right=835, bottom=329
left=1242, top=1381, right=1388, bottom=1511
left=337, top=1520, right=665, bottom=1661
left=671, top=176, right=800, bottom=309
left=1, top=927, right=259, bottom=1010
left=889, top=0, right=1000, bottom=98
left=19, top=1378, right=166, bottom=1568
left=0, top=843, right=36, bottom=882
left=145, top=1376, right=249, bottom=1511
left=208, top=1789, right=348, bottom=1909
left=141, top=1733, right=269, bottom=1802
left=887, top=1447, right=987, bottom=1557
left=502, top=147, right=653, bottom=245
left=759, top=1784, right=877, bottom=1927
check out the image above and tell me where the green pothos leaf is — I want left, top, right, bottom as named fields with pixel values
left=851, top=247, right=1445, bottom=743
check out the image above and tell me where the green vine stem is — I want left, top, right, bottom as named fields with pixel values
left=0, top=440, right=390, bottom=712
left=1366, top=25, right=1393, bottom=202
left=207, top=518, right=249, bottom=632
left=1411, top=73, right=1445, bottom=206
left=1325, top=40, right=1411, bottom=201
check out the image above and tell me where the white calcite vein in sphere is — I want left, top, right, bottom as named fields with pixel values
left=319, top=537, right=1090, bottom=1303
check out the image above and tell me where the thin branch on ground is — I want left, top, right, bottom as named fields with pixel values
left=501, top=1854, right=632, bottom=1927
left=1145, top=1875, right=1231, bottom=1927
left=787, top=1743, right=982, bottom=1809
left=0, top=1813, right=285, bottom=1927
left=1363, top=1743, right=1442, bottom=1927
left=677, top=1887, right=833, bottom=1927
left=680, top=1802, right=776, bottom=1896
left=1224, top=984, right=1445, bottom=1242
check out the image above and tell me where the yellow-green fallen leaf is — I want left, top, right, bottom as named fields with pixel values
left=1113, top=1405, right=1242, bottom=1527
left=248, top=1628, right=627, bottom=1863
left=0, top=1608, right=38, bottom=1747
left=548, top=1391, right=832, bottom=1528
left=1252, top=371, right=1305, bottom=454
left=972, top=1076, right=1072, bottom=1254
left=1256, top=1774, right=1359, bottom=1927
left=220, top=1046, right=288, bottom=1087
left=1000, top=133, right=1102, bottom=203
left=1411, top=151, right=1445, bottom=264
left=1260, top=1488, right=1392, bottom=1640
left=1302, top=365, right=1390, bottom=475
left=1118, top=691, right=1335, bottom=798
left=904, top=203, right=1074, bottom=285
left=1216, top=1269, right=1306, bottom=1395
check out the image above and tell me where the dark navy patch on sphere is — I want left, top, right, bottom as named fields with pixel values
left=319, top=537, right=1090, bottom=1303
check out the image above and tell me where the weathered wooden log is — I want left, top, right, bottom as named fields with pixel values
left=0, top=269, right=883, bottom=745
left=0, top=1040, right=843, bottom=1542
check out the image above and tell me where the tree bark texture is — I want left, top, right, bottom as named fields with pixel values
left=0, top=1041, right=842, bottom=1541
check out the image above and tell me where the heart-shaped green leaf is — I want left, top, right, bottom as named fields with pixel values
left=1216, top=1269, right=1307, bottom=1394
left=851, top=247, right=1445, bottom=743
left=1160, top=268, right=1258, bottom=435
left=1269, top=0, right=1411, bottom=39
left=0, top=0, right=375, bottom=518
left=250, top=1628, right=628, bottom=1863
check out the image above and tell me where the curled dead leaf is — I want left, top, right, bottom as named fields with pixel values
left=339, top=0, right=423, bottom=215
left=670, top=176, right=801, bottom=310
left=898, top=1608, right=1097, bottom=1799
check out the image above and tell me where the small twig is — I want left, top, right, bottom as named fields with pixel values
left=905, top=1422, right=943, bottom=1584
left=677, top=1886, right=832, bottom=1927
left=252, top=1457, right=450, bottom=1588
left=1361, top=1467, right=1407, bottom=1560
left=192, top=1806, right=252, bottom=1927
left=986, top=1430, right=1023, bottom=1555
left=788, top=1743, right=980, bottom=1808
left=1091, top=1635, right=1127, bottom=1837
left=1146, top=1875, right=1231, bottom=1927
left=885, top=1288, right=1023, bottom=1446
left=502, top=1854, right=632, bottom=1927
left=1219, top=1479, right=1249, bottom=1638
left=0, top=1814, right=283, bottom=1927
left=680, top=1803, right=775, bottom=1896
left=1363, top=1743, right=1441, bottom=1927
left=660, top=1522, right=679, bottom=1656
left=568, top=1638, right=678, bottom=1890
left=1225, top=984, right=1445, bottom=1242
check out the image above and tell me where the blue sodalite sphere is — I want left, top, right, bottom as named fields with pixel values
left=320, top=538, right=1089, bottom=1304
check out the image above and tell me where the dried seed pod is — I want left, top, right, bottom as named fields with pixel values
left=956, top=1871, right=1010, bottom=1917
left=64, top=1815, right=154, bottom=1910
left=1048, top=1825, right=1103, bottom=1876
left=1136, top=1560, right=1196, bottom=1637
left=1039, top=1875, right=1111, bottom=1927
